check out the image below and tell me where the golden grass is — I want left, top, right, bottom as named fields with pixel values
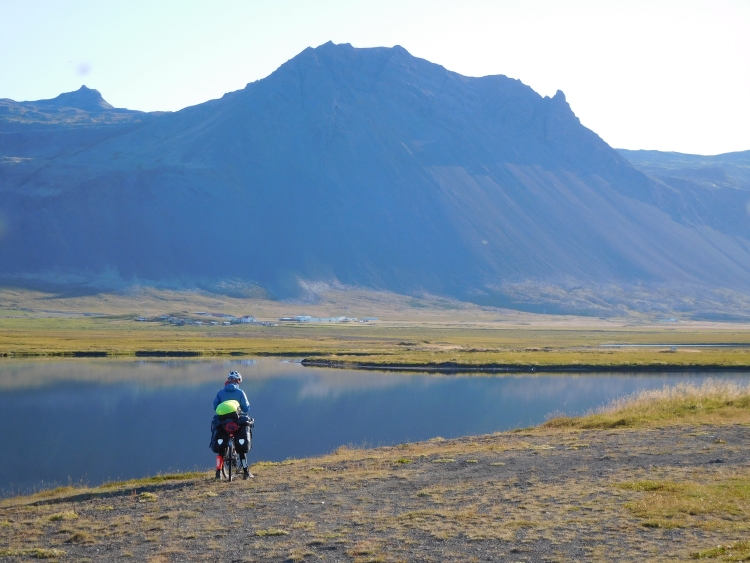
left=545, top=379, right=750, bottom=428
left=616, top=475, right=750, bottom=530
left=64, top=531, right=95, bottom=544
left=315, top=347, right=750, bottom=368
left=255, top=528, right=290, bottom=536
left=47, top=511, right=77, bottom=521
left=100, top=472, right=206, bottom=489
left=0, top=548, right=66, bottom=558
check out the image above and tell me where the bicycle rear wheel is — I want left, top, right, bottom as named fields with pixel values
left=227, top=443, right=234, bottom=481
left=221, top=447, right=230, bottom=480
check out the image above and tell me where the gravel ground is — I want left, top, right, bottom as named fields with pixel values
left=1, top=424, right=749, bottom=562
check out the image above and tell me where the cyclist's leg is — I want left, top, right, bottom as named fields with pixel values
left=239, top=452, right=253, bottom=479
left=214, top=427, right=229, bottom=479
left=215, top=454, right=223, bottom=478
left=236, top=426, right=253, bottom=479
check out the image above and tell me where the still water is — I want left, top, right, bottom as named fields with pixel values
left=0, top=359, right=747, bottom=496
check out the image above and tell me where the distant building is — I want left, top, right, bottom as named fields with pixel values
left=210, top=321, right=219, bottom=325
left=279, top=315, right=314, bottom=322
left=135, top=317, right=147, bottom=322
left=240, top=316, right=256, bottom=323
left=278, top=315, right=368, bottom=323
left=223, top=321, right=231, bottom=326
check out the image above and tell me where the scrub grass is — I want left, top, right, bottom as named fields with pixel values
left=693, top=540, right=750, bottom=560
left=544, top=379, right=750, bottom=429
left=616, top=477, right=750, bottom=530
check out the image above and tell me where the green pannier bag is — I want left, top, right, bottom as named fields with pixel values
left=216, top=399, right=240, bottom=416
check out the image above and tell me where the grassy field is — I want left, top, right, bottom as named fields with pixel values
left=2, top=287, right=750, bottom=369
left=2, top=381, right=749, bottom=561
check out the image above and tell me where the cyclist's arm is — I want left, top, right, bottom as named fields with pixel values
left=239, top=390, right=250, bottom=413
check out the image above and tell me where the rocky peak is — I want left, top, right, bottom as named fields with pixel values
left=33, top=85, right=115, bottom=112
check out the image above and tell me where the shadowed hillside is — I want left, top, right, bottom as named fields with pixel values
left=1, top=43, right=749, bottom=314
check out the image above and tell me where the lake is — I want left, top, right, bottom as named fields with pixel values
left=1, top=359, right=747, bottom=496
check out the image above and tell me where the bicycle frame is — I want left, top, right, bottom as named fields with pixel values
left=215, top=421, right=240, bottom=481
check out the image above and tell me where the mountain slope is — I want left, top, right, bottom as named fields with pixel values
left=619, top=148, right=750, bottom=241
left=1, top=43, right=749, bottom=312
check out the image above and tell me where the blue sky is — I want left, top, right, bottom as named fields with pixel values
left=1, top=0, right=748, bottom=154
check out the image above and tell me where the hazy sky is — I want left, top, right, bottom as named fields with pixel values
left=1, top=0, right=748, bottom=155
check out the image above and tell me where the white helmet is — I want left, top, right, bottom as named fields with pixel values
left=227, top=370, right=242, bottom=383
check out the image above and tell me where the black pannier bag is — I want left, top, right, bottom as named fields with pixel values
left=209, top=415, right=252, bottom=453
left=209, top=415, right=229, bottom=453
left=235, top=424, right=251, bottom=453
left=236, top=414, right=254, bottom=453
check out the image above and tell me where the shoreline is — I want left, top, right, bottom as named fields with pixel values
left=300, top=357, right=750, bottom=373
left=0, top=350, right=315, bottom=359
left=4, top=350, right=750, bottom=372
left=4, top=349, right=750, bottom=373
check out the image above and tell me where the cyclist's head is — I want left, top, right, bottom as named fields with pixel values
left=226, top=370, right=242, bottom=385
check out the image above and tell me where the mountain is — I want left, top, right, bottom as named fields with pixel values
left=619, top=149, right=750, bottom=241
left=25, top=85, right=116, bottom=112
left=1, top=42, right=749, bottom=315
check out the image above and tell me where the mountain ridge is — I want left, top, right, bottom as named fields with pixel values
left=30, top=85, right=115, bottom=112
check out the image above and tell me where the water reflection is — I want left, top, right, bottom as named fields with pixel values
left=0, top=359, right=747, bottom=496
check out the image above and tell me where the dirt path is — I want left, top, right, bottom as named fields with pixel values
left=2, top=424, right=749, bottom=562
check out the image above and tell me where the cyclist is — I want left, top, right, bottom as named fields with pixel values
left=212, top=370, right=253, bottom=479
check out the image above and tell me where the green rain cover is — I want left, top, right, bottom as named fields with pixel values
left=216, top=399, right=240, bottom=416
